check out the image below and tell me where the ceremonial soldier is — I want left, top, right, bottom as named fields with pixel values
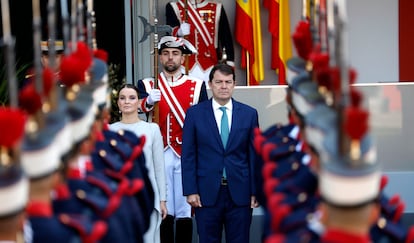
left=137, top=36, right=208, bottom=243
left=24, top=27, right=65, bottom=85
left=166, top=0, right=235, bottom=83
left=0, top=164, right=29, bottom=243
left=40, top=39, right=64, bottom=72
left=0, top=108, right=28, bottom=243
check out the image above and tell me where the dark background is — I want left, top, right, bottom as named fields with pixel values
left=0, top=0, right=126, bottom=81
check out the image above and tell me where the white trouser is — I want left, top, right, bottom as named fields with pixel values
left=164, top=148, right=191, bottom=218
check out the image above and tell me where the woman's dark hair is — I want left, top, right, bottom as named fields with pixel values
left=208, top=63, right=235, bottom=82
left=118, top=83, right=140, bottom=99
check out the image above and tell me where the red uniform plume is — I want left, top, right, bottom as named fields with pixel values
left=0, top=107, right=26, bottom=148
left=94, top=49, right=108, bottom=63
left=292, top=20, right=313, bottom=60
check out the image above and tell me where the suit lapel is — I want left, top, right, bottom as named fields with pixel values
left=204, top=100, right=223, bottom=147
left=227, top=100, right=239, bottom=148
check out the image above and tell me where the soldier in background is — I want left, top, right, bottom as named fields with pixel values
left=137, top=36, right=208, bottom=243
left=40, top=39, right=64, bottom=72
left=166, top=0, right=235, bottom=83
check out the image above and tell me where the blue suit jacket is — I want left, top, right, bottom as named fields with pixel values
left=181, top=98, right=259, bottom=207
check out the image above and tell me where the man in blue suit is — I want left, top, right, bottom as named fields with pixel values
left=181, top=63, right=260, bottom=243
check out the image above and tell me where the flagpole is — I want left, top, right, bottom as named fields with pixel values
left=246, top=51, right=250, bottom=86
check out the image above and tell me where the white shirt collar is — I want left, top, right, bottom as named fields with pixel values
left=212, top=99, right=232, bottom=111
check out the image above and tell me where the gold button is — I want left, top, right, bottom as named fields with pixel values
left=377, top=217, right=387, bottom=229
left=99, top=150, right=107, bottom=157
left=298, top=192, right=307, bottom=202
left=76, top=190, right=86, bottom=199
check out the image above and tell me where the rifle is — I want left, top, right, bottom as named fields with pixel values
left=327, top=0, right=350, bottom=157
left=47, top=0, right=59, bottom=111
left=1, top=0, right=17, bottom=107
left=183, top=0, right=189, bottom=75
left=29, top=0, right=45, bottom=130
left=60, top=0, right=70, bottom=56
left=70, top=0, right=78, bottom=53
left=86, top=0, right=96, bottom=50
left=76, top=0, right=85, bottom=42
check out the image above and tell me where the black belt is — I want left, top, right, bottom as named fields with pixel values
left=221, top=177, right=228, bottom=186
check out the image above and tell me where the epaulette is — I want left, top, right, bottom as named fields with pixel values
left=278, top=207, right=318, bottom=233
left=273, top=167, right=318, bottom=196
left=261, top=123, right=297, bottom=139
left=76, top=189, right=121, bottom=219
left=58, top=213, right=107, bottom=243
left=268, top=190, right=319, bottom=214
left=103, top=129, right=143, bottom=148
left=103, top=169, right=144, bottom=196
left=263, top=151, right=309, bottom=181
left=379, top=193, right=405, bottom=223
left=370, top=217, right=412, bottom=243
left=261, top=137, right=300, bottom=163
left=92, top=141, right=125, bottom=172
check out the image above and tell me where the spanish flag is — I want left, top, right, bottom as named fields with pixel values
left=235, top=0, right=264, bottom=86
left=263, top=0, right=293, bottom=85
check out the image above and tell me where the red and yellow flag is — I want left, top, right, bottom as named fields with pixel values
left=235, top=0, right=264, bottom=86
left=264, top=0, right=293, bottom=85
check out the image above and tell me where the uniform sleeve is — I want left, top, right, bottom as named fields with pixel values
left=166, top=2, right=181, bottom=35
left=136, top=79, right=153, bottom=113
left=152, top=123, right=167, bottom=201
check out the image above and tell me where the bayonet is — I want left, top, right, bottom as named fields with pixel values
left=138, top=16, right=172, bottom=43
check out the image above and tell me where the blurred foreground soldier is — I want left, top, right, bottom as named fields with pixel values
left=137, top=36, right=208, bottom=243
left=318, top=129, right=381, bottom=243
left=0, top=108, right=28, bottom=243
left=0, top=165, right=29, bottom=243
left=20, top=89, right=107, bottom=243
left=166, top=0, right=235, bottom=82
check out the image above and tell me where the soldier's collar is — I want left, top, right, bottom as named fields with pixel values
left=163, top=71, right=183, bottom=82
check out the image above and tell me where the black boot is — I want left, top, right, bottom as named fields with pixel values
left=160, top=215, right=175, bottom=243
left=175, top=217, right=193, bottom=243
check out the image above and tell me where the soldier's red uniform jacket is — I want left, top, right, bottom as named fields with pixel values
left=137, top=72, right=208, bottom=157
left=166, top=0, right=235, bottom=72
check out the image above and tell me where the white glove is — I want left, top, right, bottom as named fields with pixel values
left=146, top=89, right=161, bottom=105
left=177, top=23, right=191, bottom=36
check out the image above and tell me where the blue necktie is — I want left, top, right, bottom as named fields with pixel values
left=219, top=107, right=229, bottom=148
left=220, top=107, right=229, bottom=179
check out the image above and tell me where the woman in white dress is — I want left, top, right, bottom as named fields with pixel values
left=110, top=84, right=167, bottom=243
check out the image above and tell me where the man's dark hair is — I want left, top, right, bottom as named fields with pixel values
left=209, top=63, right=235, bottom=82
